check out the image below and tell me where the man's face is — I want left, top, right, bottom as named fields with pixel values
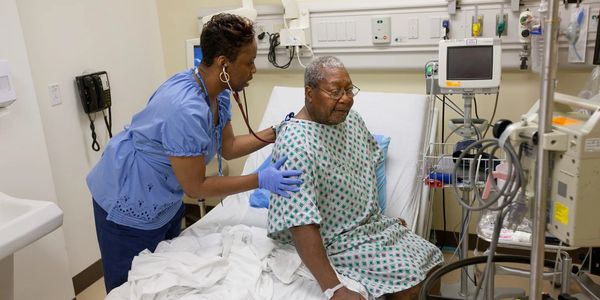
left=305, top=68, right=354, bottom=125
left=225, top=40, right=257, bottom=92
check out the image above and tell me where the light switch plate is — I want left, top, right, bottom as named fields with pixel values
left=408, top=18, right=419, bottom=39
left=48, top=83, right=62, bottom=106
left=0, top=60, right=16, bottom=108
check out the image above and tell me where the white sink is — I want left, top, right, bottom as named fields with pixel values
left=0, top=191, right=63, bottom=260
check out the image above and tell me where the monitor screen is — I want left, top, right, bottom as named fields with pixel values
left=193, top=45, right=203, bottom=68
left=446, top=46, right=493, bottom=80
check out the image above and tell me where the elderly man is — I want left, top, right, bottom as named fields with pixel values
left=267, top=56, right=443, bottom=300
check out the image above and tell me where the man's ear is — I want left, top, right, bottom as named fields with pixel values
left=305, top=86, right=313, bottom=104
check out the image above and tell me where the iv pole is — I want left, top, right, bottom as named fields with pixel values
left=530, top=0, right=560, bottom=299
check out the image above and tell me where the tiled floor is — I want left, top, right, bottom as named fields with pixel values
left=77, top=278, right=106, bottom=300
left=76, top=251, right=597, bottom=300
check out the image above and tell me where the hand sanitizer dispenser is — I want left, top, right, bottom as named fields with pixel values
left=0, top=60, right=17, bottom=108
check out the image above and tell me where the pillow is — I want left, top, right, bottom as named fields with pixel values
left=249, top=134, right=391, bottom=211
left=373, top=134, right=390, bottom=212
left=249, top=154, right=273, bottom=208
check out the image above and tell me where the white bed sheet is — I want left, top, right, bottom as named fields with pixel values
left=108, top=86, right=432, bottom=300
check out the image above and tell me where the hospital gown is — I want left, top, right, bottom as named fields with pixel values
left=267, top=110, right=443, bottom=297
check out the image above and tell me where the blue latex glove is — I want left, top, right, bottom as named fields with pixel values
left=258, top=155, right=302, bottom=198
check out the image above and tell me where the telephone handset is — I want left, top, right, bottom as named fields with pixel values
left=76, top=71, right=111, bottom=113
left=75, top=71, right=113, bottom=151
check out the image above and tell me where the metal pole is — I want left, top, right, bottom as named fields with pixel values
left=463, top=94, right=473, bottom=136
left=531, top=0, right=560, bottom=299
left=460, top=190, right=470, bottom=297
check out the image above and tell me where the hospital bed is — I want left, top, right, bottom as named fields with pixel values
left=106, top=86, right=436, bottom=300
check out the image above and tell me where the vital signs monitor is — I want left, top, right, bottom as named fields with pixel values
left=438, top=38, right=501, bottom=94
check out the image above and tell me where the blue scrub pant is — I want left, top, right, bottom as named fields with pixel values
left=93, top=200, right=185, bottom=293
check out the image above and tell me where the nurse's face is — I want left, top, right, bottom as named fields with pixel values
left=225, top=40, right=257, bottom=92
left=305, top=67, right=354, bottom=125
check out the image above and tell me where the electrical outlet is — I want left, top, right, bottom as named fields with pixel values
left=280, top=28, right=307, bottom=46
left=372, top=16, right=391, bottom=44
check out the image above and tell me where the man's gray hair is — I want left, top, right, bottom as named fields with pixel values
left=304, top=56, right=346, bottom=87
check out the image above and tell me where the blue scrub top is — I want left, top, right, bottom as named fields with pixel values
left=87, top=69, right=232, bottom=230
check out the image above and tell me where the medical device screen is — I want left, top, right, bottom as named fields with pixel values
left=193, top=45, right=203, bottom=68
left=446, top=46, right=493, bottom=80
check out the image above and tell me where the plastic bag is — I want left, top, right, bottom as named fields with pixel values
left=477, top=210, right=532, bottom=244
left=577, top=66, right=600, bottom=101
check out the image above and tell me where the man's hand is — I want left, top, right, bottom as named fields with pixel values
left=331, top=287, right=365, bottom=300
left=399, top=218, right=407, bottom=227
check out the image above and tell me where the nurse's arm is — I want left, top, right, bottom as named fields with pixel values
left=221, top=121, right=275, bottom=160
left=170, top=155, right=257, bottom=199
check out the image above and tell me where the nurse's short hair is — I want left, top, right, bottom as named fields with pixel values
left=304, top=56, right=346, bottom=87
left=200, top=13, right=255, bottom=66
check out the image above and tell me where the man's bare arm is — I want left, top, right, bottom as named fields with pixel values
left=289, top=224, right=341, bottom=291
left=289, top=225, right=365, bottom=299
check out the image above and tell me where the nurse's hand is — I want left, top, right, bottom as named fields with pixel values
left=258, top=155, right=302, bottom=198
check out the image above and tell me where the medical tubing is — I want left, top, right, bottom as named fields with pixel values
left=472, top=209, right=507, bottom=300
left=419, top=255, right=557, bottom=300
left=443, top=95, right=464, bottom=116
left=232, top=90, right=274, bottom=144
left=483, top=92, right=500, bottom=137
left=473, top=97, right=481, bottom=119
left=295, top=43, right=314, bottom=69
left=219, top=65, right=273, bottom=144
left=295, top=46, right=306, bottom=68
left=443, top=123, right=482, bottom=143
left=436, top=95, right=464, bottom=117
left=469, top=143, right=518, bottom=209
left=451, top=138, right=524, bottom=211
left=266, top=32, right=294, bottom=69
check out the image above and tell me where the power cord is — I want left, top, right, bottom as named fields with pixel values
left=259, top=32, right=295, bottom=69
left=483, top=92, right=500, bottom=138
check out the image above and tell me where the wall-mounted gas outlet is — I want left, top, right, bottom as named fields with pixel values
left=471, top=15, right=483, bottom=37
left=372, top=16, right=391, bottom=44
left=496, top=13, right=508, bottom=36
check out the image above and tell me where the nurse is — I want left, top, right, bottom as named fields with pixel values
left=86, top=13, right=302, bottom=293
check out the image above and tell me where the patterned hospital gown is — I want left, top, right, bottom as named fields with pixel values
left=267, top=110, right=443, bottom=297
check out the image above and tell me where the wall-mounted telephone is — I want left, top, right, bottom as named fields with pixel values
left=75, top=71, right=113, bottom=151
left=76, top=71, right=111, bottom=113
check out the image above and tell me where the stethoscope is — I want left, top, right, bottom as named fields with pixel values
left=217, top=65, right=274, bottom=144
left=192, top=66, right=274, bottom=177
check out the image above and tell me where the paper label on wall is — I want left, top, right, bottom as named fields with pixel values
left=99, top=73, right=110, bottom=91
left=554, top=201, right=569, bottom=225
left=585, top=138, right=600, bottom=152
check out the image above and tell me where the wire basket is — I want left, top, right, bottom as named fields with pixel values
left=421, top=142, right=505, bottom=190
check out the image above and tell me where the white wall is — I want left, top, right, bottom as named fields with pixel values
left=15, top=0, right=166, bottom=280
left=0, top=0, right=74, bottom=299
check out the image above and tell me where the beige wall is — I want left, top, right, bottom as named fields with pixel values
left=155, top=1, right=594, bottom=235
left=16, top=0, right=166, bottom=279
